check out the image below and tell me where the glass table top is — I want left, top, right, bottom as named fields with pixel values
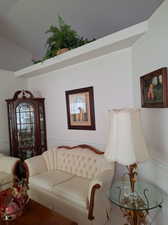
left=108, top=180, right=164, bottom=211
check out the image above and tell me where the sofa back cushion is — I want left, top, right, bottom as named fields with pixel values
left=42, top=146, right=113, bottom=179
left=26, top=155, right=47, bottom=176
left=56, top=147, right=112, bottom=179
left=43, top=148, right=57, bottom=171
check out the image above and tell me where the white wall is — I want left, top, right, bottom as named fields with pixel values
left=28, top=48, right=133, bottom=150
left=133, top=1, right=168, bottom=224
left=26, top=2, right=168, bottom=223
left=0, top=69, right=27, bottom=154
left=0, top=36, right=32, bottom=71
left=133, top=0, right=168, bottom=165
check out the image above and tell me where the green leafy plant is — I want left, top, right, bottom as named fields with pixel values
left=33, top=16, right=95, bottom=63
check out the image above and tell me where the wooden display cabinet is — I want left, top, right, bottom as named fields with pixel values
left=6, top=90, right=47, bottom=159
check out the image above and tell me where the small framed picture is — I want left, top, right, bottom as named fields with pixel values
left=140, top=67, right=168, bottom=108
left=65, top=86, right=96, bottom=130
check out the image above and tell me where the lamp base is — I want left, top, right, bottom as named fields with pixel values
left=120, top=207, right=148, bottom=225
left=121, top=163, right=147, bottom=208
left=127, top=163, right=138, bottom=193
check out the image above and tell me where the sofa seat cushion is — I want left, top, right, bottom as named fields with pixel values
left=51, top=176, right=90, bottom=209
left=30, top=170, right=74, bottom=191
left=0, top=172, right=13, bottom=185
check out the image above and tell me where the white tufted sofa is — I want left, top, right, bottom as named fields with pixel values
left=26, top=145, right=115, bottom=225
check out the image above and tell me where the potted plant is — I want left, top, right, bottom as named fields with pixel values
left=33, top=16, right=95, bottom=63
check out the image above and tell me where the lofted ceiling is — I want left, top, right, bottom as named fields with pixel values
left=0, top=0, right=164, bottom=59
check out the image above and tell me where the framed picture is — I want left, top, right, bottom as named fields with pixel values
left=140, top=67, right=168, bottom=108
left=65, top=86, right=96, bottom=130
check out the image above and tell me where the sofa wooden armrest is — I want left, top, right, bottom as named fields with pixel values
left=87, top=169, right=114, bottom=220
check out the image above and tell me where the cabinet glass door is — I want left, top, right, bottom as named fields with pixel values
left=39, top=104, right=46, bottom=152
left=16, top=103, right=35, bottom=159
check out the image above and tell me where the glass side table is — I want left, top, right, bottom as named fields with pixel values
left=108, top=180, right=164, bottom=225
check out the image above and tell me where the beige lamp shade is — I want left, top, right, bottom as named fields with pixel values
left=104, top=108, right=149, bottom=166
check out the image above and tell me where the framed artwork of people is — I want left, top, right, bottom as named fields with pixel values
left=140, top=68, right=168, bottom=108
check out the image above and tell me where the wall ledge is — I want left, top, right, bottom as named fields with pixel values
left=15, top=21, right=148, bottom=78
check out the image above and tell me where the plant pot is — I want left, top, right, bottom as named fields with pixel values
left=56, top=48, right=69, bottom=55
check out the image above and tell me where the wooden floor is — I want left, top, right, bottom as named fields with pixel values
left=0, top=199, right=78, bottom=225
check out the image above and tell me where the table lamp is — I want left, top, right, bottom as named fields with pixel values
left=105, top=108, right=149, bottom=195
